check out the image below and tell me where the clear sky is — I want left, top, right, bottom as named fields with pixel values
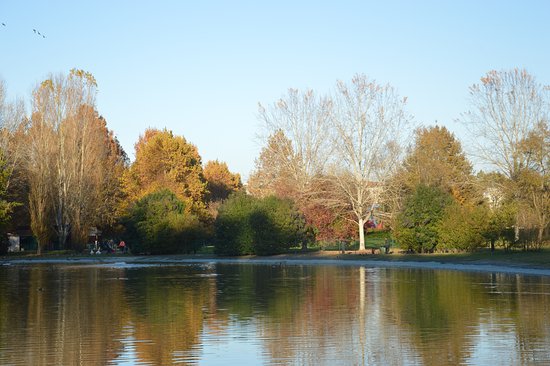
left=1, top=1, right=549, bottom=180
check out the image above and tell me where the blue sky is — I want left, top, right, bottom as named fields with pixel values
left=1, top=1, right=549, bottom=180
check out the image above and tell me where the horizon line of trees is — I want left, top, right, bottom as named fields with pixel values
left=0, top=68, right=548, bottom=255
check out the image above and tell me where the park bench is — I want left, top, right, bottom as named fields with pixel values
left=337, top=239, right=395, bottom=254
left=364, top=243, right=381, bottom=254
left=366, top=239, right=395, bottom=254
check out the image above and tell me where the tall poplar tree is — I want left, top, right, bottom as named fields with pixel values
left=25, top=70, right=127, bottom=251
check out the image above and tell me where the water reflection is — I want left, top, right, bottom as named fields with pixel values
left=1, top=263, right=550, bottom=365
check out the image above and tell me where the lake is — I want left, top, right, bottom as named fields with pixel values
left=1, top=262, right=549, bottom=365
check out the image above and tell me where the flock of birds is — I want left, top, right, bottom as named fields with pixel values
left=1, top=22, right=46, bottom=38
left=33, top=28, right=46, bottom=38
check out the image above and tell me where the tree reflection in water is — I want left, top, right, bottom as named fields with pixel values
left=1, top=263, right=550, bottom=365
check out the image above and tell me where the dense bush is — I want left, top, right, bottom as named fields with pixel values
left=123, top=189, right=206, bottom=254
left=394, top=184, right=453, bottom=253
left=437, top=204, right=488, bottom=252
left=214, top=193, right=310, bottom=256
left=213, top=193, right=256, bottom=255
left=250, top=196, right=311, bottom=255
left=480, top=203, right=515, bottom=251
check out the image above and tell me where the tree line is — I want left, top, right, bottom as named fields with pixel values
left=248, top=70, right=549, bottom=253
left=0, top=68, right=548, bottom=255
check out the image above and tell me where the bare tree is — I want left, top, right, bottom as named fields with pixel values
left=463, top=69, right=549, bottom=180
left=328, top=74, right=410, bottom=251
left=255, top=89, right=333, bottom=203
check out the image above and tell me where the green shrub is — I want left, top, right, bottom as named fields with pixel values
left=437, top=204, right=488, bottom=252
left=123, top=189, right=206, bottom=254
left=394, top=184, right=453, bottom=253
left=251, top=196, right=311, bottom=255
left=214, top=193, right=310, bottom=256
left=214, top=193, right=257, bottom=255
left=483, top=203, right=517, bottom=250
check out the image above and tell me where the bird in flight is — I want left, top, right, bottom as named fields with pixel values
left=1, top=23, right=5, bottom=26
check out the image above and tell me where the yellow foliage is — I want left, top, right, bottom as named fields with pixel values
left=123, top=128, right=208, bottom=218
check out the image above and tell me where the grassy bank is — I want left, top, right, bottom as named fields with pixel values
left=333, top=248, right=550, bottom=269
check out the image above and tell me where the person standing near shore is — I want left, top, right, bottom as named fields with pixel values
left=118, top=240, right=126, bottom=253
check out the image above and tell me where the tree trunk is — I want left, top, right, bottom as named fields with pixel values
left=57, top=223, right=69, bottom=250
left=358, top=218, right=365, bottom=251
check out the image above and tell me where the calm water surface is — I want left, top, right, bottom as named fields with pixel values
left=1, top=262, right=550, bottom=365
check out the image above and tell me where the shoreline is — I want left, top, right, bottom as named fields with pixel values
left=2, top=252, right=550, bottom=277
